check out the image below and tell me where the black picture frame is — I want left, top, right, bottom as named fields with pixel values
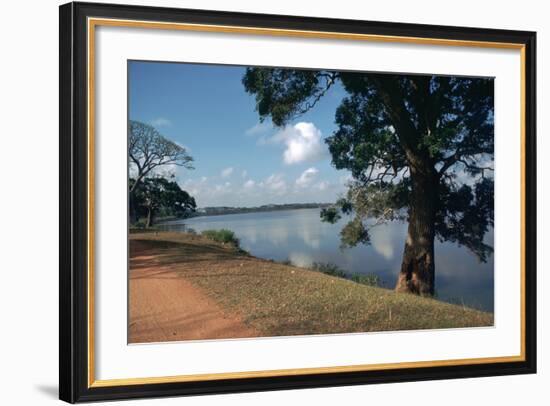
left=59, top=1, right=537, bottom=403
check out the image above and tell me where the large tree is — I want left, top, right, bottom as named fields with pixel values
left=243, top=69, right=494, bottom=296
left=128, top=120, right=194, bottom=223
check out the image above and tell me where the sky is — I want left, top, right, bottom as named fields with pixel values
left=129, top=61, right=351, bottom=208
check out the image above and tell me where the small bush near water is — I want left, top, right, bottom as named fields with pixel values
left=201, top=229, right=240, bottom=247
left=351, top=273, right=381, bottom=287
left=289, top=261, right=381, bottom=287
left=185, top=227, right=197, bottom=235
left=129, top=220, right=160, bottom=234
left=311, top=262, right=348, bottom=278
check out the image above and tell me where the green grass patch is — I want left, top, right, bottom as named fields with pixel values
left=201, top=229, right=240, bottom=247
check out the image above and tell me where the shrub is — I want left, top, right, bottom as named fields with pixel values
left=310, top=262, right=382, bottom=287
left=133, top=218, right=147, bottom=229
left=201, top=229, right=240, bottom=247
left=311, top=262, right=348, bottom=279
left=129, top=220, right=160, bottom=234
left=350, top=273, right=381, bottom=287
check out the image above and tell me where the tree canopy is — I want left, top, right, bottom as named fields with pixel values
left=129, top=120, right=194, bottom=192
left=131, top=176, right=196, bottom=227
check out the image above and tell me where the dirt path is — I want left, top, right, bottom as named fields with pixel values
left=129, top=250, right=257, bottom=343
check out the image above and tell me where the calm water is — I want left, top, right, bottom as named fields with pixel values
left=161, top=208, right=494, bottom=312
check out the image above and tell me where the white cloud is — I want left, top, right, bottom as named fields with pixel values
left=245, top=121, right=271, bottom=136
left=150, top=117, right=171, bottom=127
left=184, top=181, right=232, bottom=204
left=220, top=167, right=234, bottom=178
left=151, top=163, right=178, bottom=178
left=316, top=181, right=330, bottom=191
left=295, top=167, right=319, bottom=188
left=371, top=227, right=395, bottom=260
left=299, top=229, right=321, bottom=249
left=270, top=122, right=327, bottom=165
left=177, top=167, right=346, bottom=208
left=241, top=170, right=248, bottom=178
left=261, top=174, right=287, bottom=194
left=129, top=164, right=137, bottom=178
left=214, top=182, right=231, bottom=193
left=288, top=252, right=313, bottom=268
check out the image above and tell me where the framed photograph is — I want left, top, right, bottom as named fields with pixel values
left=59, top=2, right=536, bottom=403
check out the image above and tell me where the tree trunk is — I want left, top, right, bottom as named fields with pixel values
left=129, top=193, right=138, bottom=225
left=395, top=166, right=438, bottom=296
left=145, top=206, right=154, bottom=228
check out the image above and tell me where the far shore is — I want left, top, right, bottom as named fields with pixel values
left=129, top=231, right=493, bottom=343
left=159, top=202, right=331, bottom=223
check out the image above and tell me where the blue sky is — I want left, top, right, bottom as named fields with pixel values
left=129, top=61, right=351, bottom=208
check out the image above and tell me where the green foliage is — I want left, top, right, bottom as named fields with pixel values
left=436, top=177, right=494, bottom=261
left=320, top=207, right=341, bottom=224
left=339, top=217, right=371, bottom=248
left=201, top=229, right=240, bottom=247
left=132, top=218, right=148, bottom=229
left=309, top=262, right=381, bottom=288
left=311, top=262, right=348, bottom=279
left=346, top=182, right=409, bottom=221
left=242, top=69, right=337, bottom=126
left=131, top=176, right=196, bottom=227
left=351, top=273, right=381, bottom=287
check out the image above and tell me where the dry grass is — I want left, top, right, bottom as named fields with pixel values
left=130, top=232, right=493, bottom=338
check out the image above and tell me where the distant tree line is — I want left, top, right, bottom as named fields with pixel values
left=195, top=203, right=331, bottom=217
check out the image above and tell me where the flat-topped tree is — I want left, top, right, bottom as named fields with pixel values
left=130, top=176, right=196, bottom=228
left=129, top=120, right=194, bottom=193
left=243, top=69, right=494, bottom=296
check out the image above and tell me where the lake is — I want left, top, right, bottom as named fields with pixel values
left=161, top=208, right=494, bottom=312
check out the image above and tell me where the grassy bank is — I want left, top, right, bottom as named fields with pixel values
left=130, top=232, right=493, bottom=337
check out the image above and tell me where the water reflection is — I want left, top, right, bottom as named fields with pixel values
left=162, top=208, right=494, bottom=312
